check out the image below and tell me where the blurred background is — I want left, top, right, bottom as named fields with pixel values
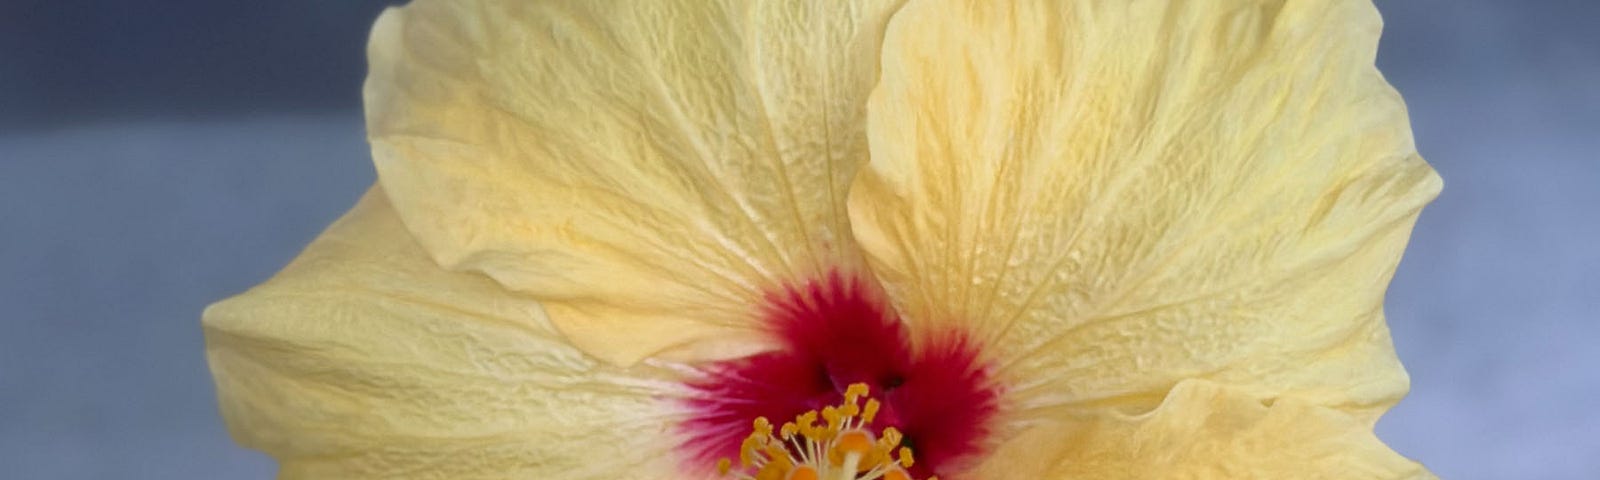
left=0, top=0, right=1594, bottom=478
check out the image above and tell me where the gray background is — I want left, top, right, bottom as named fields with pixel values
left=1, top=0, right=1595, bottom=478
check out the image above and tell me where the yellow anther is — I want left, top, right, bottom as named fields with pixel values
left=797, top=411, right=817, bottom=428
left=862, top=399, right=880, bottom=423
left=765, top=443, right=789, bottom=460
left=845, top=383, right=870, bottom=402
left=765, top=452, right=793, bottom=471
left=717, top=458, right=732, bottom=475
left=780, top=421, right=799, bottom=439
left=898, top=446, right=916, bottom=468
left=822, top=406, right=842, bottom=429
left=880, top=427, right=903, bottom=447
left=796, top=411, right=819, bottom=439
left=739, top=437, right=760, bottom=466
left=883, top=468, right=911, bottom=480
left=754, top=417, right=773, bottom=436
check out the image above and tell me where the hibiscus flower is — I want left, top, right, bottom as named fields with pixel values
left=203, top=0, right=1442, bottom=478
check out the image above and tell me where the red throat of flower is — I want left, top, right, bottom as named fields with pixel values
left=683, top=273, right=999, bottom=479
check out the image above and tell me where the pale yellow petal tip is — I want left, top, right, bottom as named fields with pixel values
left=362, top=5, right=414, bottom=135
left=198, top=298, right=230, bottom=329
left=199, top=300, right=258, bottom=356
left=1420, top=159, right=1446, bottom=201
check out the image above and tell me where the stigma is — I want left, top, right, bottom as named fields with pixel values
left=717, top=383, right=929, bottom=480
left=683, top=273, right=998, bottom=478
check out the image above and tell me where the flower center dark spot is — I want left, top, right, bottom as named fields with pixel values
left=681, top=273, right=999, bottom=478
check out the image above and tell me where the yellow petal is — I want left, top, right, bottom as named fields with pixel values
left=364, top=0, right=906, bottom=366
left=850, top=0, right=1441, bottom=418
left=970, top=380, right=1435, bottom=479
left=203, top=190, right=691, bottom=478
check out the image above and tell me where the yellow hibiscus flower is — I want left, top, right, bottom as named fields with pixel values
left=203, top=0, right=1442, bottom=478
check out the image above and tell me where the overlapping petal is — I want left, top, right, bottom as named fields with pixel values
left=364, top=0, right=905, bottom=366
left=970, top=380, right=1434, bottom=479
left=203, top=191, right=691, bottom=479
left=849, top=0, right=1441, bottom=421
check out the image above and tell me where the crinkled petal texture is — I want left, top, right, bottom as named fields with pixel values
left=850, top=0, right=1440, bottom=425
left=203, top=191, right=692, bottom=479
left=365, top=0, right=905, bottom=366
left=970, top=380, right=1436, bottom=479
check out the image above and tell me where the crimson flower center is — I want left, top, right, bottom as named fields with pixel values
left=683, top=273, right=998, bottom=478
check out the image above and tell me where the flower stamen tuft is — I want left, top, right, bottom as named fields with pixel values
left=718, top=383, right=935, bottom=480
